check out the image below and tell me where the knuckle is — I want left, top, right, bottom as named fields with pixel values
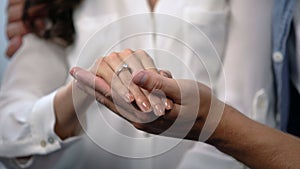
left=119, top=49, right=133, bottom=59
left=95, top=57, right=103, bottom=65
left=93, top=58, right=104, bottom=71
left=151, top=79, right=164, bottom=91
left=135, top=49, right=146, bottom=55
left=103, top=56, right=110, bottom=63
left=123, top=48, right=133, bottom=55
left=107, top=52, right=119, bottom=60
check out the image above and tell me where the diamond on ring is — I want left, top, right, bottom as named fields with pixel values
left=116, top=63, right=130, bottom=76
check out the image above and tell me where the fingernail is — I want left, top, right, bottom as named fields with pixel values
left=141, top=101, right=151, bottom=112
left=125, top=93, right=134, bottom=103
left=154, top=104, right=164, bottom=116
left=133, top=71, right=148, bottom=85
left=74, top=71, right=79, bottom=79
left=69, top=68, right=75, bottom=76
left=123, top=94, right=130, bottom=103
left=71, top=71, right=78, bottom=79
left=165, top=100, right=172, bottom=110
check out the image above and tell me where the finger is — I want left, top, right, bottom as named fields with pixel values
left=148, top=92, right=165, bottom=116
left=118, top=49, right=145, bottom=72
left=6, top=36, right=22, bottom=57
left=70, top=67, right=111, bottom=97
left=159, top=70, right=173, bottom=78
left=75, top=80, right=147, bottom=123
left=6, top=21, right=29, bottom=39
left=119, top=49, right=170, bottom=115
left=8, top=0, right=23, bottom=6
left=158, top=69, right=174, bottom=110
left=134, top=50, right=157, bottom=72
left=93, top=58, right=134, bottom=103
left=133, top=70, right=181, bottom=100
left=74, top=79, right=136, bottom=121
left=104, top=53, right=152, bottom=112
left=164, top=98, right=173, bottom=110
left=163, top=104, right=181, bottom=120
left=74, top=79, right=107, bottom=103
left=7, top=2, right=23, bottom=22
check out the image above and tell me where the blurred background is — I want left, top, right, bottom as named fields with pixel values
left=0, top=0, right=9, bottom=84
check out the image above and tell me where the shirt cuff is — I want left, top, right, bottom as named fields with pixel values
left=28, top=91, right=79, bottom=155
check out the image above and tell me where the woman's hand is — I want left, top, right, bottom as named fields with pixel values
left=71, top=56, right=221, bottom=141
left=70, top=49, right=173, bottom=116
left=6, top=0, right=47, bottom=57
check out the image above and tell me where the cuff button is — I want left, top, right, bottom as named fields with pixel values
left=48, top=137, right=55, bottom=144
left=40, top=140, right=47, bottom=147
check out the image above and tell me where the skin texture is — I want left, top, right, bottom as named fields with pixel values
left=135, top=71, right=300, bottom=169
left=71, top=49, right=300, bottom=168
left=53, top=49, right=172, bottom=139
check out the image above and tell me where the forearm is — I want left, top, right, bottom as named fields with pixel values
left=54, top=81, right=91, bottom=139
left=207, top=106, right=300, bottom=169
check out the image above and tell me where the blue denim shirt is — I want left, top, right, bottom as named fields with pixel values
left=272, top=0, right=296, bottom=131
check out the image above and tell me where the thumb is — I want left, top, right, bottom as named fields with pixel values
left=133, top=70, right=180, bottom=100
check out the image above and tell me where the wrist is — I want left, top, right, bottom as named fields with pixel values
left=205, top=105, right=244, bottom=148
left=54, top=81, right=90, bottom=139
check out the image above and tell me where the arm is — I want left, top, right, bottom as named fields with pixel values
left=91, top=69, right=300, bottom=169
left=209, top=106, right=300, bottom=169
left=137, top=71, right=300, bottom=169
left=0, top=34, right=80, bottom=157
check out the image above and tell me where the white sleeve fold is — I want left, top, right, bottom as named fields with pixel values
left=0, top=34, right=78, bottom=158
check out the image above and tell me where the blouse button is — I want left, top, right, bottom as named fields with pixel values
left=40, top=140, right=47, bottom=147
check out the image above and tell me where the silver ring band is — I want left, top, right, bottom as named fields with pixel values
left=116, top=63, right=130, bottom=76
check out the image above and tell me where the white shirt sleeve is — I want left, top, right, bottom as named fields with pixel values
left=0, top=34, right=77, bottom=158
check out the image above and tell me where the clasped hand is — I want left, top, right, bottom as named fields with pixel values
left=70, top=49, right=217, bottom=141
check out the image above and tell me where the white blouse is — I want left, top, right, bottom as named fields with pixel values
left=0, top=0, right=274, bottom=168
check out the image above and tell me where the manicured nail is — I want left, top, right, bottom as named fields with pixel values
left=70, top=69, right=75, bottom=76
left=165, top=100, right=172, bottom=110
left=154, top=104, right=164, bottom=116
left=123, top=94, right=130, bottom=103
left=125, top=93, right=134, bottom=103
left=141, top=101, right=151, bottom=112
left=70, top=68, right=79, bottom=79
